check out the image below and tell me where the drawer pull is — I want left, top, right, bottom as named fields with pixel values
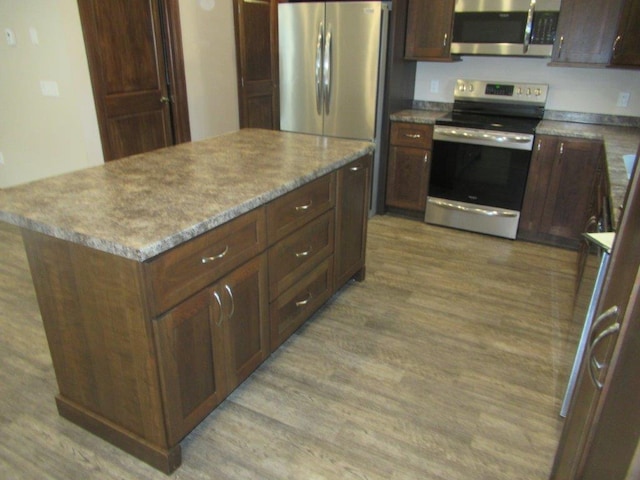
left=213, top=290, right=223, bottom=326
left=295, top=200, right=313, bottom=212
left=295, top=292, right=313, bottom=307
left=201, top=245, right=229, bottom=264
left=404, top=133, right=421, bottom=139
left=349, top=164, right=362, bottom=172
left=224, top=284, right=235, bottom=319
left=295, top=245, right=313, bottom=258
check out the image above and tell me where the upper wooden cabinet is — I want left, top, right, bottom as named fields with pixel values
left=611, top=0, right=640, bottom=66
left=551, top=0, right=625, bottom=65
left=233, top=0, right=280, bottom=129
left=404, top=0, right=456, bottom=61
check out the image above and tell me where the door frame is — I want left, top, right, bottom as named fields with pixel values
left=77, top=0, right=191, bottom=161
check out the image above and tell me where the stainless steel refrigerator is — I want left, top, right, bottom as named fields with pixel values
left=279, top=1, right=390, bottom=213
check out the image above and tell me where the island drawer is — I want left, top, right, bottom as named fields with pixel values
left=268, top=209, right=334, bottom=301
left=270, top=256, right=334, bottom=351
left=390, top=122, right=433, bottom=149
left=266, top=173, right=335, bottom=244
left=146, top=207, right=267, bottom=315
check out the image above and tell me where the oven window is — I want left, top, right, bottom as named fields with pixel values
left=453, top=12, right=528, bottom=44
left=430, top=140, right=531, bottom=211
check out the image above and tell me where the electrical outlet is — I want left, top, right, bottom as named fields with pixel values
left=430, top=80, right=440, bottom=94
left=617, top=92, right=630, bottom=108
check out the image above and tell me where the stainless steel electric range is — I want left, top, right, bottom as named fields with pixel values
left=426, top=79, right=549, bottom=239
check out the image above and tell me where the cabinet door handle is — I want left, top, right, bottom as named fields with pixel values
left=224, top=284, right=235, bottom=319
left=557, top=35, right=564, bottom=58
left=424, top=152, right=429, bottom=164
left=213, top=290, right=224, bottom=326
left=537, top=139, right=542, bottom=151
left=443, top=33, right=448, bottom=47
left=612, top=35, right=621, bottom=57
left=587, top=305, right=620, bottom=390
left=295, top=292, right=313, bottom=307
left=202, top=245, right=229, bottom=263
left=404, top=133, right=421, bottom=139
left=295, top=200, right=313, bottom=212
left=295, top=245, right=313, bottom=258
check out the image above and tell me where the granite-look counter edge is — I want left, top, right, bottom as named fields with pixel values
left=0, top=129, right=374, bottom=261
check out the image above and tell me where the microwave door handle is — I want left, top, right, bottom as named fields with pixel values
left=523, top=0, right=535, bottom=54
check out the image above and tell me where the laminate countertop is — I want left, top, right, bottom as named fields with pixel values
left=0, top=129, right=374, bottom=261
left=390, top=110, right=640, bottom=228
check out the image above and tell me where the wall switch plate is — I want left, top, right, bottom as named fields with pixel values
left=617, top=92, right=630, bottom=108
left=40, top=80, right=60, bottom=97
left=5, top=28, right=17, bottom=46
left=430, top=79, right=440, bottom=93
left=29, top=27, right=39, bottom=45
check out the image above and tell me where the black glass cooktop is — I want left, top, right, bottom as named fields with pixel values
left=436, top=100, right=544, bottom=134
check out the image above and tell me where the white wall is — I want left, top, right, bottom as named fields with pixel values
left=0, top=0, right=239, bottom=189
left=0, top=0, right=103, bottom=188
left=179, top=0, right=239, bottom=141
left=415, top=57, right=640, bottom=117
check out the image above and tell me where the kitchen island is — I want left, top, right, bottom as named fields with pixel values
left=0, top=129, right=374, bottom=473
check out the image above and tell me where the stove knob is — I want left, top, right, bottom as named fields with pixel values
left=516, top=87, right=523, bottom=95
left=526, top=88, right=532, bottom=96
left=468, top=84, right=474, bottom=92
left=534, top=88, right=542, bottom=96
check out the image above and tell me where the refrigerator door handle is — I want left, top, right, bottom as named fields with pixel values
left=323, top=27, right=332, bottom=115
left=315, top=22, right=324, bottom=115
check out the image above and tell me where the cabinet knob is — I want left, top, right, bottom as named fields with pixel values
left=160, top=96, right=171, bottom=104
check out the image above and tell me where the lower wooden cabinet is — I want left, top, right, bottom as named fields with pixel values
left=153, top=254, right=269, bottom=445
left=386, top=122, right=433, bottom=213
left=335, top=155, right=371, bottom=288
left=21, top=156, right=371, bottom=474
left=518, top=135, right=605, bottom=249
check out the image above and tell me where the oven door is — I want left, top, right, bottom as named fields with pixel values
left=426, top=126, right=533, bottom=239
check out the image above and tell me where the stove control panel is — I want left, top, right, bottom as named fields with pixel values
left=455, top=79, right=549, bottom=105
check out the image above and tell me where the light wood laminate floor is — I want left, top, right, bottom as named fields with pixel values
left=0, top=215, right=579, bottom=479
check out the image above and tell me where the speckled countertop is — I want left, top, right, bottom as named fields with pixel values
left=0, top=129, right=374, bottom=261
left=391, top=109, right=640, bottom=228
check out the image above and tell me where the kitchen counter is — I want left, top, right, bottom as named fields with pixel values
left=390, top=109, right=640, bottom=229
left=0, top=129, right=374, bottom=261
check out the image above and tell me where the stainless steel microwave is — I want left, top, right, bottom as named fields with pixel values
left=451, top=0, right=562, bottom=57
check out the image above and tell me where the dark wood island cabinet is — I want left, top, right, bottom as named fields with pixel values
left=0, top=130, right=373, bottom=474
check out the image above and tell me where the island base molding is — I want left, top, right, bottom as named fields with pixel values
left=56, top=396, right=182, bottom=474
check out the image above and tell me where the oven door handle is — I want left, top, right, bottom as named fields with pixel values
left=428, top=198, right=519, bottom=218
left=434, top=128, right=533, bottom=145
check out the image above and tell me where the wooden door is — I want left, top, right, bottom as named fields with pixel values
left=77, top=0, right=190, bottom=161
left=233, top=0, right=279, bottom=129
left=154, top=286, right=228, bottom=446
left=335, top=155, right=371, bottom=288
left=551, top=145, right=640, bottom=479
left=552, top=0, right=625, bottom=65
left=218, top=254, right=270, bottom=389
left=386, top=146, right=430, bottom=211
left=538, top=138, right=603, bottom=245
left=404, top=0, right=455, bottom=60
left=518, top=135, right=558, bottom=238
left=610, top=0, right=640, bottom=66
